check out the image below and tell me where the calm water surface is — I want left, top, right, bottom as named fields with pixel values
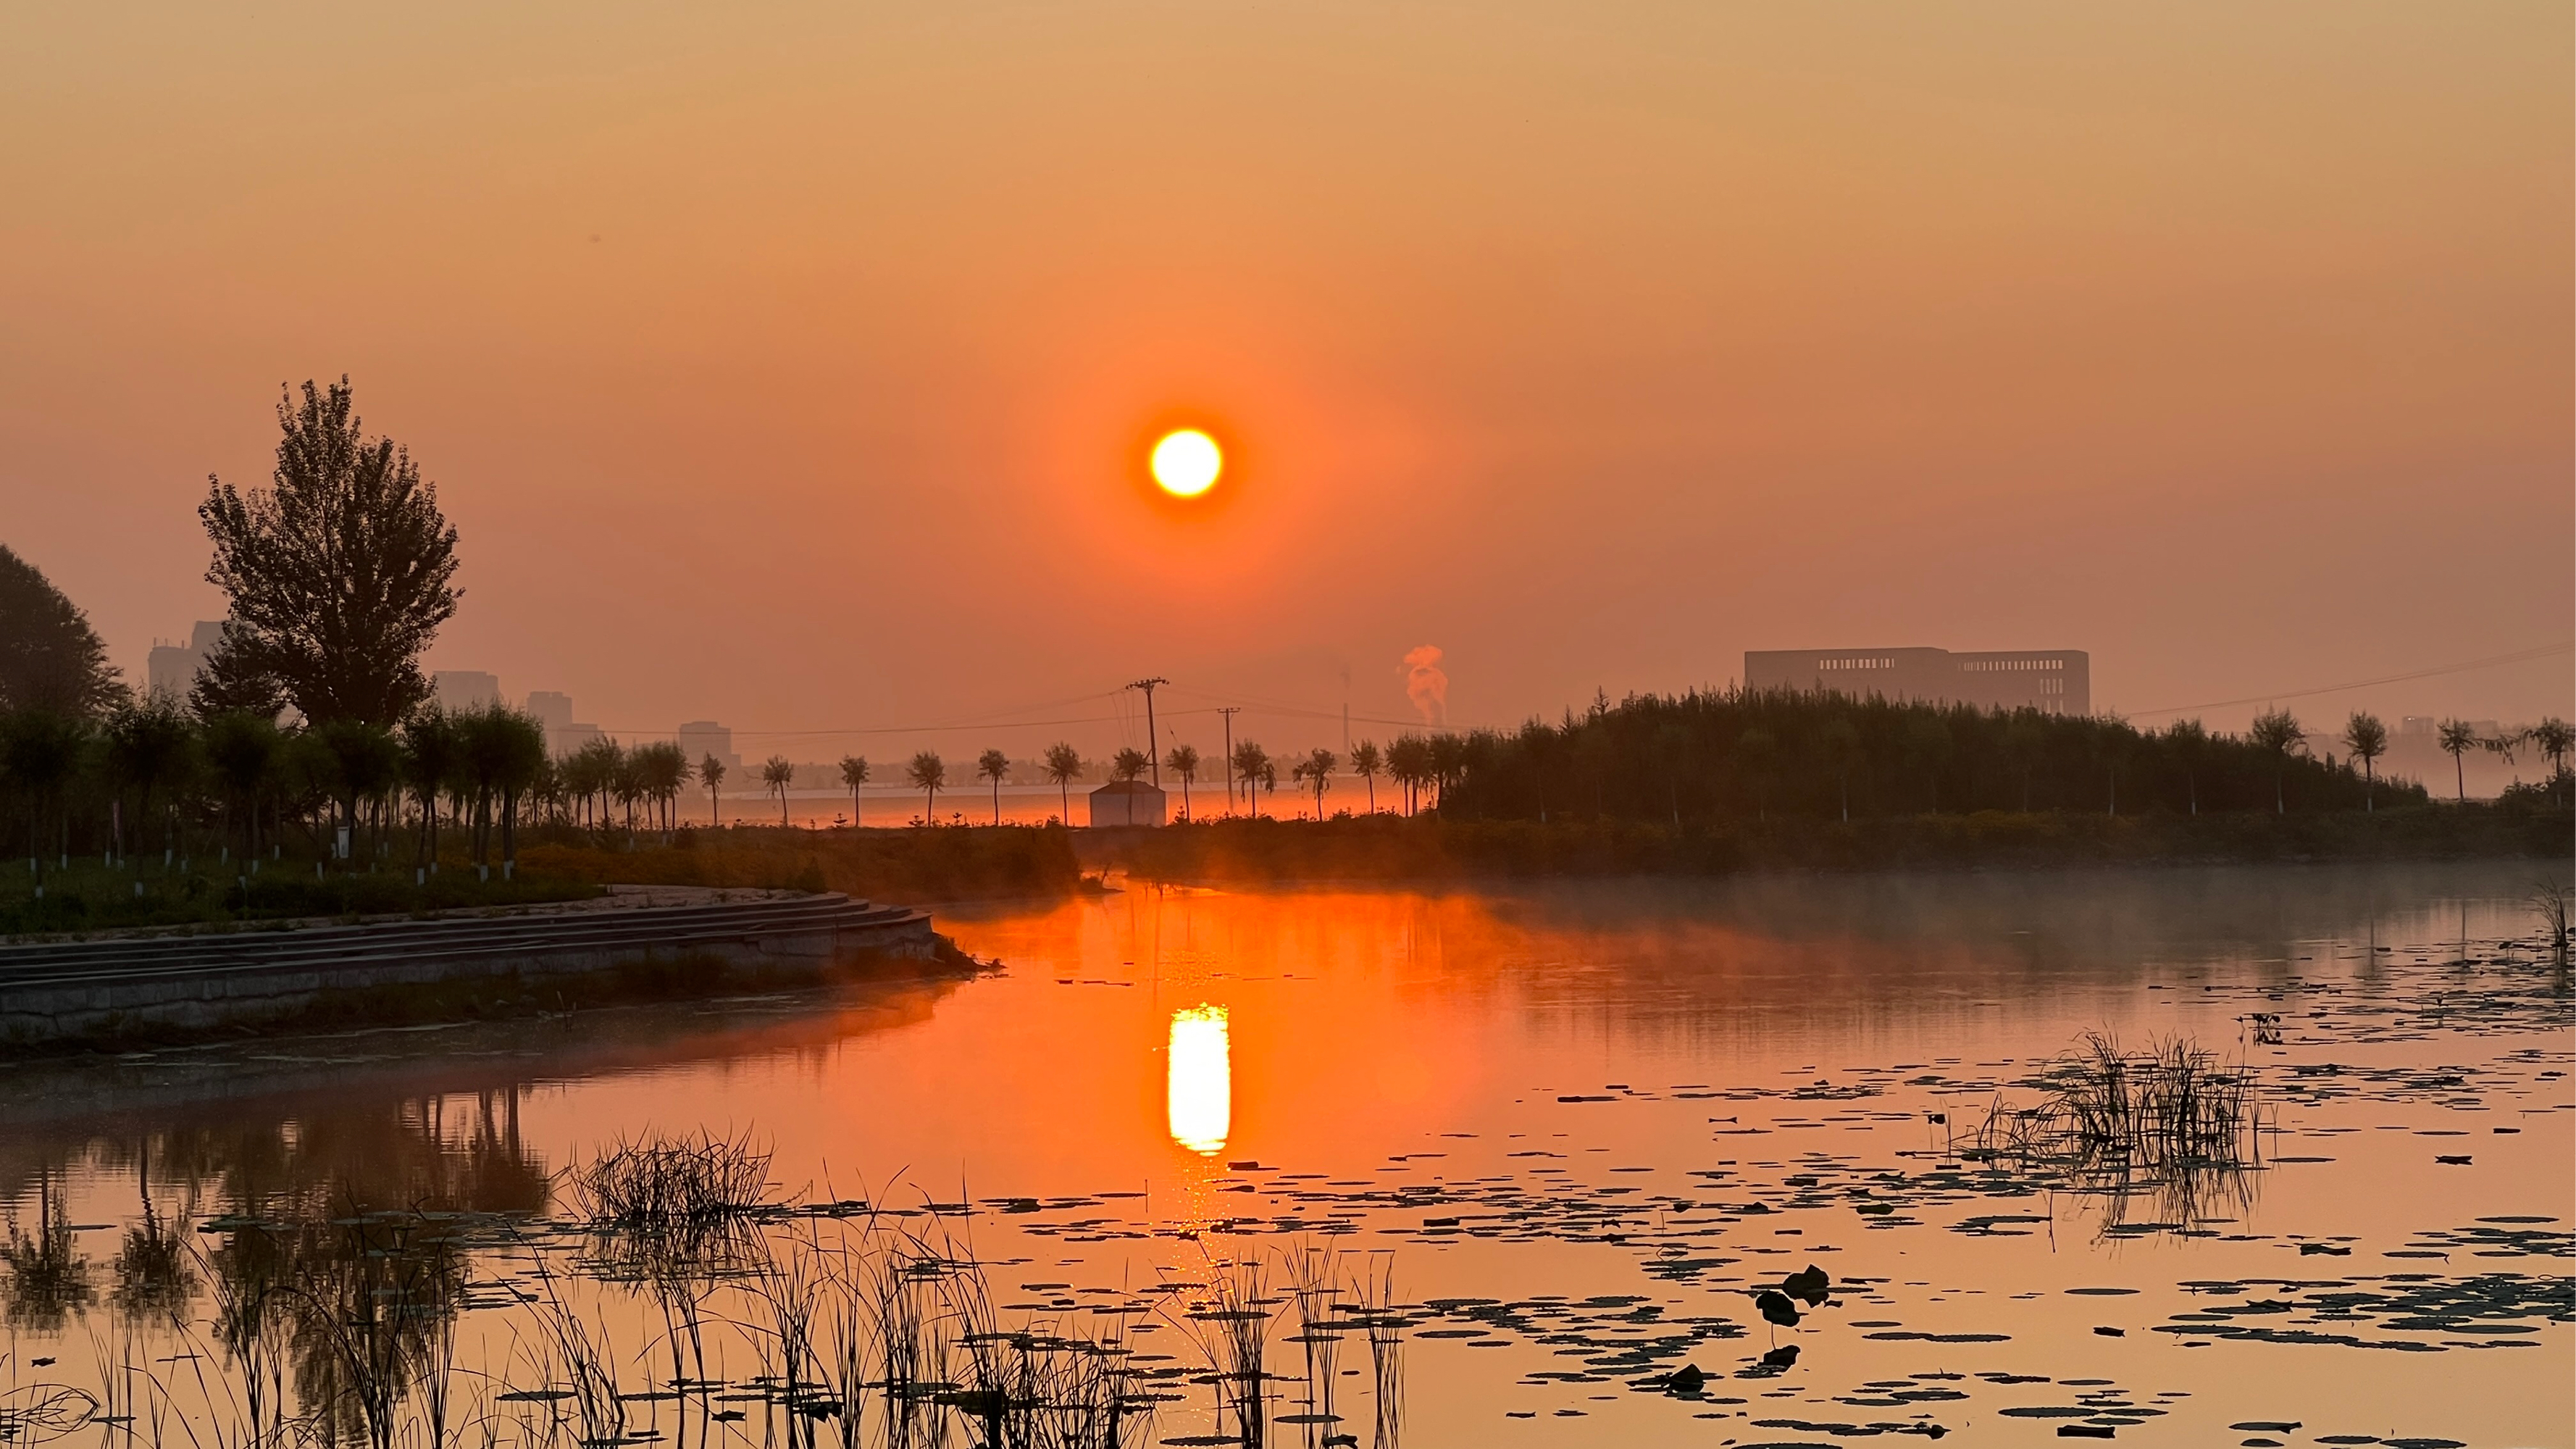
left=3, top=862, right=2569, bottom=1447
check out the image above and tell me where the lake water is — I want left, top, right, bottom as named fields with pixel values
left=3, top=861, right=2569, bottom=1448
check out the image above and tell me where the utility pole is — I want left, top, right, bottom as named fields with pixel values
left=1128, top=677, right=1168, bottom=787
left=1217, top=706, right=1241, bottom=814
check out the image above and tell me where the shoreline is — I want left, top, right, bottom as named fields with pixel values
left=0, top=888, right=945, bottom=1049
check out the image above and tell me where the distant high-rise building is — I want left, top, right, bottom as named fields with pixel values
left=433, top=670, right=503, bottom=712
left=145, top=620, right=226, bottom=701
left=525, top=691, right=574, bottom=753
left=678, top=721, right=743, bottom=772
left=1745, top=647, right=2091, bottom=716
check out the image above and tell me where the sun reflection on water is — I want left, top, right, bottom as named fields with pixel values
left=1166, top=1004, right=1231, bottom=1156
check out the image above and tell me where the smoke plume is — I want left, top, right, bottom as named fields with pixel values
left=1402, top=645, right=1448, bottom=726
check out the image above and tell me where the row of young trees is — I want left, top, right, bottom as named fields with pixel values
left=0, top=698, right=568, bottom=878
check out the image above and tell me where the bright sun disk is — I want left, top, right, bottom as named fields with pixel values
left=1151, top=430, right=1221, bottom=497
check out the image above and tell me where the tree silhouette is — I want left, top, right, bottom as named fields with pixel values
left=701, top=753, right=727, bottom=827
left=1817, top=717, right=1861, bottom=823
left=197, top=379, right=461, bottom=725
left=838, top=755, right=870, bottom=827
left=2531, top=718, right=2573, bottom=806
left=1257, top=756, right=1280, bottom=816
left=1042, top=743, right=1083, bottom=822
left=2164, top=718, right=2208, bottom=817
left=906, top=751, right=945, bottom=822
left=761, top=754, right=797, bottom=827
left=0, top=543, right=122, bottom=717
left=1229, top=741, right=1270, bottom=817
left=201, top=710, right=280, bottom=864
left=1385, top=736, right=1428, bottom=816
left=1736, top=727, right=1776, bottom=822
left=103, top=696, right=197, bottom=862
left=2436, top=719, right=2477, bottom=802
left=400, top=706, right=460, bottom=869
left=1164, top=744, right=1201, bottom=819
left=2340, top=713, right=2388, bottom=812
left=1904, top=714, right=1952, bottom=814
left=1349, top=740, right=1383, bottom=813
left=1292, top=747, right=1337, bottom=818
left=2249, top=709, right=2305, bottom=814
left=1111, top=748, right=1151, bottom=782
left=977, top=748, right=1011, bottom=824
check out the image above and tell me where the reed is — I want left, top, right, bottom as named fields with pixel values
left=1966, top=1032, right=2264, bottom=1229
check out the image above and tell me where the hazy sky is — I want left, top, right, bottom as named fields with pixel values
left=5, top=1, right=2568, bottom=758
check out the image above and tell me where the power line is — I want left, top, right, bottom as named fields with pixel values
left=2124, top=641, right=2573, bottom=719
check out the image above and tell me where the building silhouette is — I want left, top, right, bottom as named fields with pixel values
left=1745, top=647, right=2090, bottom=715
left=145, top=620, right=226, bottom=700
left=678, top=721, right=743, bottom=773
left=432, top=670, right=504, bottom=712
left=1088, top=779, right=1166, bottom=827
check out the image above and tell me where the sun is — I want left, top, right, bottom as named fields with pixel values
left=1150, top=430, right=1222, bottom=498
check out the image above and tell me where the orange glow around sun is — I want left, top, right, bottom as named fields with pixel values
left=1150, top=430, right=1222, bottom=497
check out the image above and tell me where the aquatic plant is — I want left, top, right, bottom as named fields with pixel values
left=2533, top=881, right=2572, bottom=976
left=1965, top=1032, right=2265, bottom=1232
left=571, top=1129, right=774, bottom=1233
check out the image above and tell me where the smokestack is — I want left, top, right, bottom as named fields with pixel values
left=1402, top=645, right=1449, bottom=727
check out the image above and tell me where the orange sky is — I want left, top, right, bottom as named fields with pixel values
left=3, top=1, right=2568, bottom=757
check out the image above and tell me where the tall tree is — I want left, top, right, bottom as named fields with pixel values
left=2164, top=718, right=2208, bottom=817
left=977, top=748, right=1011, bottom=824
left=103, top=696, right=197, bottom=861
left=2340, top=712, right=2388, bottom=812
left=198, top=710, right=278, bottom=864
left=906, top=751, right=945, bottom=822
left=1348, top=739, right=1383, bottom=814
left=0, top=543, right=122, bottom=717
left=198, top=378, right=462, bottom=724
left=838, top=755, right=870, bottom=827
left=2436, top=719, right=2477, bottom=802
left=1042, top=742, right=1084, bottom=822
left=401, top=705, right=460, bottom=869
left=1228, top=741, right=1269, bottom=817
left=701, top=753, right=728, bottom=827
left=2249, top=709, right=2305, bottom=814
left=1164, top=744, right=1201, bottom=819
left=1292, top=747, right=1337, bottom=818
left=761, top=754, right=798, bottom=827
left=3, top=710, right=88, bottom=869
left=2531, top=718, right=2573, bottom=806
left=1111, top=748, right=1151, bottom=782
left=1384, top=736, right=1427, bottom=817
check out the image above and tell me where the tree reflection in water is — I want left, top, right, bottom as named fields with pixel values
left=4, top=1168, right=93, bottom=1332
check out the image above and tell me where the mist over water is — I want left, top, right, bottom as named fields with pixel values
left=2, top=861, right=2567, bottom=1445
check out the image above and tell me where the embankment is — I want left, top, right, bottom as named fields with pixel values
left=0, top=887, right=945, bottom=1048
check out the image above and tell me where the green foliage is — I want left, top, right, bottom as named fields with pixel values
left=196, top=377, right=462, bottom=724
